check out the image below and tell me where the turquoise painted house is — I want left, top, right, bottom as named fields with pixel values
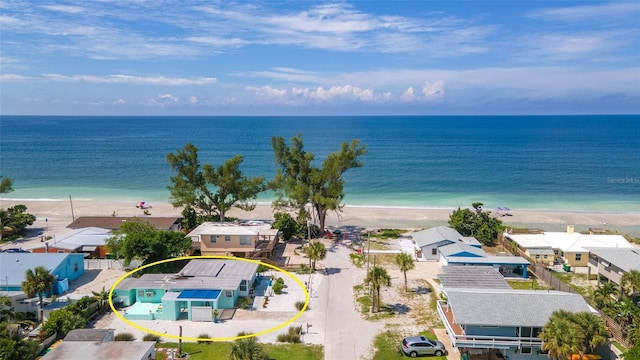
left=115, top=259, right=257, bottom=322
left=0, top=253, right=85, bottom=295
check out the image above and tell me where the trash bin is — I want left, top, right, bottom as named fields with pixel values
left=563, top=263, right=571, bottom=272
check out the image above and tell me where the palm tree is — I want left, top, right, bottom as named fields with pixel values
left=540, top=310, right=584, bottom=360
left=621, top=270, right=640, bottom=300
left=229, top=336, right=268, bottom=360
left=365, top=266, right=391, bottom=312
left=395, top=252, right=415, bottom=292
left=592, top=282, right=617, bottom=309
left=573, top=311, right=609, bottom=356
left=92, top=287, right=110, bottom=313
left=305, top=241, right=326, bottom=271
left=21, top=266, right=55, bottom=323
left=540, top=310, right=609, bottom=360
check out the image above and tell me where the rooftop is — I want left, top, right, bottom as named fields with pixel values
left=438, top=266, right=511, bottom=291
left=40, top=341, right=155, bottom=360
left=64, top=328, right=114, bottom=341
left=67, top=216, right=181, bottom=230
left=506, top=232, right=633, bottom=253
left=35, top=227, right=112, bottom=251
left=587, top=247, right=640, bottom=273
left=439, top=242, right=486, bottom=257
left=189, top=221, right=278, bottom=237
left=0, top=253, right=84, bottom=287
left=445, top=256, right=530, bottom=266
left=446, top=289, right=593, bottom=327
left=411, top=226, right=462, bottom=247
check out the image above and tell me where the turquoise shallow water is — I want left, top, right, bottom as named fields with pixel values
left=1, top=115, right=639, bottom=212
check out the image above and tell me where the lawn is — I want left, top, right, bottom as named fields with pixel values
left=507, top=279, right=551, bottom=290
left=372, top=329, right=448, bottom=360
left=156, top=342, right=323, bottom=360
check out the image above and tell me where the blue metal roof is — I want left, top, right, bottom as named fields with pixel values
left=0, top=253, right=78, bottom=287
left=177, top=289, right=221, bottom=300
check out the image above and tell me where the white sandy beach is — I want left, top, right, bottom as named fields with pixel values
left=2, top=199, right=639, bottom=244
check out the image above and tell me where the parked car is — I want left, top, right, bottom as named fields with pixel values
left=401, top=336, right=446, bottom=357
left=1, top=248, right=29, bottom=253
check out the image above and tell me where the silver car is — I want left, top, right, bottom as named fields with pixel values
left=401, top=336, right=446, bottom=357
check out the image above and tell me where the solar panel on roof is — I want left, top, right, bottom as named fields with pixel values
left=177, top=289, right=221, bottom=299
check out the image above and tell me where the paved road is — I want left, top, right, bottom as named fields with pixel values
left=318, top=239, right=384, bottom=360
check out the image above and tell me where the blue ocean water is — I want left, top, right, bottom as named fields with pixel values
left=1, top=115, right=638, bottom=212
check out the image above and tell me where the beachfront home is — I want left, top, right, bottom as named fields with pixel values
left=30, top=227, right=112, bottom=258
left=437, top=289, right=596, bottom=360
left=188, top=221, right=279, bottom=259
left=587, top=247, right=640, bottom=286
left=434, top=241, right=531, bottom=278
left=67, top=216, right=182, bottom=231
left=410, top=226, right=482, bottom=261
left=505, top=226, right=633, bottom=267
left=0, top=253, right=85, bottom=314
left=115, top=259, right=258, bottom=322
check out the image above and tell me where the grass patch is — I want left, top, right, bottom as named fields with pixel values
left=507, top=279, right=551, bottom=290
left=371, top=330, right=447, bottom=360
left=612, top=340, right=627, bottom=353
left=357, top=295, right=373, bottom=314
left=157, top=342, right=323, bottom=360
left=370, top=229, right=406, bottom=239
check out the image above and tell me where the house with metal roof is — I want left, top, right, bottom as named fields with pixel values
left=410, top=226, right=482, bottom=261
left=30, top=227, right=112, bottom=258
left=437, top=288, right=595, bottom=360
left=41, top=341, right=156, bottom=360
left=586, top=247, right=640, bottom=286
left=188, top=221, right=279, bottom=259
left=67, top=216, right=181, bottom=231
left=0, top=253, right=85, bottom=295
left=114, top=259, right=258, bottom=322
left=437, top=266, right=512, bottom=295
left=505, top=225, right=633, bottom=267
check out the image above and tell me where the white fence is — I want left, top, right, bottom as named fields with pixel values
left=84, top=259, right=142, bottom=270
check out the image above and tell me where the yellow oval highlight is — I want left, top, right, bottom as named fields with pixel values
left=108, top=255, right=309, bottom=341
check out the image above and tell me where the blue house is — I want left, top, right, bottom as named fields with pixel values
left=0, top=253, right=85, bottom=297
left=437, top=289, right=595, bottom=360
left=115, top=259, right=257, bottom=322
left=411, top=226, right=482, bottom=261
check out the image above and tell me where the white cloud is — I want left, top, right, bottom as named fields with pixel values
left=246, top=85, right=288, bottom=98
left=422, top=80, right=445, bottom=98
left=0, top=74, right=34, bottom=82
left=401, top=87, right=416, bottom=101
left=41, top=5, right=85, bottom=14
left=113, top=98, right=126, bottom=105
left=528, top=2, right=640, bottom=22
left=189, top=96, right=199, bottom=104
left=40, top=74, right=217, bottom=85
left=158, top=94, right=179, bottom=102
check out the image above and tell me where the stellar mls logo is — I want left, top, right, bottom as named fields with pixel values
left=607, top=177, right=639, bottom=184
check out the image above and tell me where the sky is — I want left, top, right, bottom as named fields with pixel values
left=1, top=1, right=639, bottom=116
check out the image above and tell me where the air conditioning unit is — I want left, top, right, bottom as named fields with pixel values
left=146, top=291, right=154, bottom=297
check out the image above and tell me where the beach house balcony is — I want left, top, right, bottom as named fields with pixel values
left=437, top=300, right=542, bottom=349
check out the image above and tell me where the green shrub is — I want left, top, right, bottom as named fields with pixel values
left=350, top=253, right=364, bottom=268
left=237, top=296, right=253, bottom=310
left=295, top=301, right=308, bottom=311
left=114, top=333, right=135, bottom=341
left=276, top=326, right=302, bottom=343
left=273, top=282, right=284, bottom=295
left=276, top=277, right=285, bottom=285
left=143, top=333, right=161, bottom=342
left=197, top=333, right=211, bottom=344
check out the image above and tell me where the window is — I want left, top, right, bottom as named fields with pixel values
left=521, top=347, right=532, bottom=355
left=535, top=254, right=540, bottom=259
left=210, top=235, right=216, bottom=244
left=74, top=263, right=79, bottom=272
left=240, top=235, right=251, bottom=245
left=431, top=248, right=437, bottom=255
left=240, top=280, right=247, bottom=292
left=57, top=250, right=65, bottom=253
left=575, top=253, right=582, bottom=261
left=225, top=235, right=231, bottom=242
left=543, top=255, right=548, bottom=259
left=137, top=290, right=144, bottom=298
left=225, top=290, right=233, bottom=297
